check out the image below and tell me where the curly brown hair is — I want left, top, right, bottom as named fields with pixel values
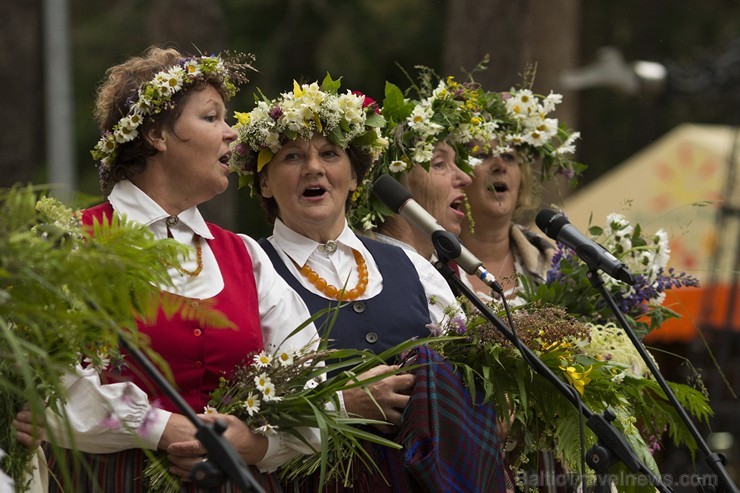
left=94, top=46, right=234, bottom=196
left=255, top=143, right=374, bottom=225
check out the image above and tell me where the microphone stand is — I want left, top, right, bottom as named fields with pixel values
left=429, top=230, right=672, bottom=493
left=118, top=335, right=265, bottom=493
left=585, top=268, right=739, bottom=493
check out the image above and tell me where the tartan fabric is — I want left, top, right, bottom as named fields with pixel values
left=287, top=346, right=508, bottom=492
left=397, top=345, right=508, bottom=493
left=44, top=446, right=283, bottom=492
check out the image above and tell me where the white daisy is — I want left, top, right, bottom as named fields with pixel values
left=243, top=393, right=261, bottom=416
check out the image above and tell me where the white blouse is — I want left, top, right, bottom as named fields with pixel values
left=266, top=219, right=461, bottom=327
left=47, top=180, right=320, bottom=473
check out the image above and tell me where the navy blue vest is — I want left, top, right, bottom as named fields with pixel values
left=259, top=237, right=432, bottom=358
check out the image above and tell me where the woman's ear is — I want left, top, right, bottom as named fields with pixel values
left=349, top=168, right=358, bottom=193
left=145, top=126, right=167, bottom=153
left=258, top=172, right=273, bottom=198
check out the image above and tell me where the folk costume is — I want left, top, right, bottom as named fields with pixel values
left=45, top=180, right=320, bottom=493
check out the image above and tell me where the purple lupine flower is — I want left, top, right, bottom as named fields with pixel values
left=546, top=243, right=571, bottom=284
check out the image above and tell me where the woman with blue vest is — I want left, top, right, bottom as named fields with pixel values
left=229, top=78, right=466, bottom=491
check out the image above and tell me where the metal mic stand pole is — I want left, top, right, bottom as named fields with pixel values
left=586, top=268, right=738, bottom=493
left=118, top=335, right=265, bottom=493
left=429, top=230, right=672, bottom=493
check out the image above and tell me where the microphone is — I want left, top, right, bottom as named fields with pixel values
left=535, top=209, right=635, bottom=285
left=372, top=174, right=503, bottom=294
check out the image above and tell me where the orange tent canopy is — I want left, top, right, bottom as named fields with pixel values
left=561, top=124, right=739, bottom=342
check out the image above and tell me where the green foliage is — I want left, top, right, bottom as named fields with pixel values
left=0, top=185, right=198, bottom=490
left=427, top=302, right=712, bottom=492
left=144, top=303, right=431, bottom=492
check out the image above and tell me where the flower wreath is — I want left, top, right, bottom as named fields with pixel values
left=349, top=63, right=585, bottom=231
left=229, top=74, right=388, bottom=195
left=91, top=52, right=255, bottom=171
left=349, top=69, right=500, bottom=231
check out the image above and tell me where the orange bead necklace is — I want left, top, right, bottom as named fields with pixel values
left=296, top=248, right=368, bottom=301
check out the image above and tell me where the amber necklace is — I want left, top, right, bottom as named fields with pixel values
left=174, top=235, right=203, bottom=277
left=295, top=248, right=368, bottom=301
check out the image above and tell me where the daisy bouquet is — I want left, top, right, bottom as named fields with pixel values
left=144, top=323, right=422, bottom=492
left=426, top=303, right=712, bottom=492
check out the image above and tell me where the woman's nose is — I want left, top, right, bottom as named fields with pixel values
left=455, top=166, right=472, bottom=188
left=303, top=153, right=325, bottom=175
left=488, top=155, right=507, bottom=173
left=224, top=122, right=237, bottom=142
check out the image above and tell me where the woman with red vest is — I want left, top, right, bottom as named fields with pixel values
left=44, top=46, right=320, bottom=492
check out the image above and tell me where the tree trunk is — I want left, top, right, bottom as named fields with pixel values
left=443, top=0, right=582, bottom=207
left=0, top=0, right=44, bottom=188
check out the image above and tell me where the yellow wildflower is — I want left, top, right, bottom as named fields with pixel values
left=560, top=365, right=593, bottom=395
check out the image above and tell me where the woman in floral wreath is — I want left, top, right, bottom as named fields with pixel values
left=229, top=76, right=463, bottom=491
left=43, top=46, right=321, bottom=492
left=350, top=70, right=494, bottom=259
left=457, top=82, right=583, bottom=492
left=458, top=84, right=583, bottom=304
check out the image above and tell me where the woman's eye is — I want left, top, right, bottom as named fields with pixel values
left=431, top=160, right=446, bottom=169
left=502, top=153, right=516, bottom=162
left=321, top=150, right=339, bottom=158
left=203, top=115, right=217, bottom=122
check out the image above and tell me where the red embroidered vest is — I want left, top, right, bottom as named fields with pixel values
left=81, top=203, right=263, bottom=413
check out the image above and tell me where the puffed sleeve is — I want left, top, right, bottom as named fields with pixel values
left=239, top=234, right=320, bottom=354
left=45, top=364, right=170, bottom=453
left=240, top=234, right=323, bottom=472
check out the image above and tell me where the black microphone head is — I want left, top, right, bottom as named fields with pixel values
left=372, top=174, right=412, bottom=214
left=535, top=209, right=569, bottom=239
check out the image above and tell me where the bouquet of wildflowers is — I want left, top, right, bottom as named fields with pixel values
left=144, top=323, right=422, bottom=492
left=521, top=212, right=700, bottom=337
left=0, top=185, right=196, bottom=492
left=426, top=303, right=712, bottom=492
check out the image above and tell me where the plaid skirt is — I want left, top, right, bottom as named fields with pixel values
left=44, top=446, right=282, bottom=493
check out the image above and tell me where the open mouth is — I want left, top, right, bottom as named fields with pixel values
left=450, top=197, right=464, bottom=213
left=303, top=186, right=327, bottom=198
left=219, top=152, right=231, bottom=165
left=488, top=182, right=509, bottom=193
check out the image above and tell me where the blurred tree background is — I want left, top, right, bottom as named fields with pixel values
left=4, top=0, right=739, bottom=235
left=2, top=0, right=740, bottom=487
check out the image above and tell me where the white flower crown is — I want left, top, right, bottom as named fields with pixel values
left=91, top=54, right=248, bottom=170
left=349, top=68, right=584, bottom=231
left=229, top=75, right=388, bottom=195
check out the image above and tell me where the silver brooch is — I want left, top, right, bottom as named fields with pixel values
left=319, top=240, right=338, bottom=255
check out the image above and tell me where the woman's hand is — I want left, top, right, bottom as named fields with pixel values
left=13, top=405, right=44, bottom=449
left=157, top=413, right=198, bottom=451
left=165, top=413, right=268, bottom=480
left=342, top=364, right=415, bottom=434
